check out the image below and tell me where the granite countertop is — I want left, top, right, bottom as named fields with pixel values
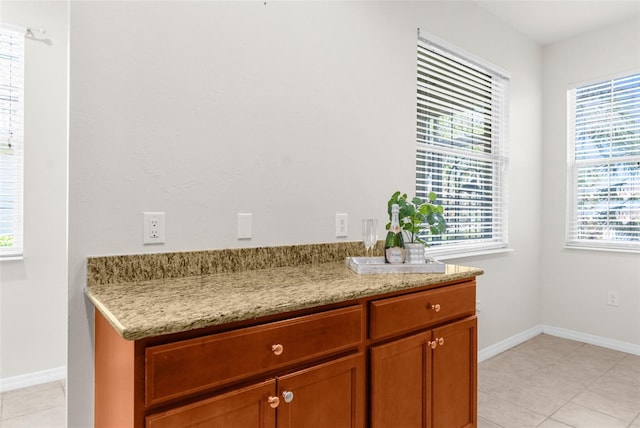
left=87, top=260, right=483, bottom=341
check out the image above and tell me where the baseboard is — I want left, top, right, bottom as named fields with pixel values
left=478, top=324, right=640, bottom=362
left=542, top=325, right=640, bottom=356
left=0, top=366, right=66, bottom=393
left=478, top=325, right=543, bottom=362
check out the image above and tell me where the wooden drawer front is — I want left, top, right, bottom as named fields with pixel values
left=146, top=379, right=276, bottom=428
left=369, top=281, right=475, bottom=340
left=145, top=305, right=362, bottom=406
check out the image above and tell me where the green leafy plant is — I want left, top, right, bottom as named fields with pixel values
left=386, top=191, right=447, bottom=244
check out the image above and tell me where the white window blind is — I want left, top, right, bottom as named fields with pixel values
left=0, top=25, right=24, bottom=259
left=567, top=73, right=640, bottom=252
left=416, top=33, right=510, bottom=257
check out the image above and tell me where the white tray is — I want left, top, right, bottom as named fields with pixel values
left=346, top=257, right=446, bottom=274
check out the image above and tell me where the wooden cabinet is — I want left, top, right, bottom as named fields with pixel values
left=370, top=317, right=477, bottom=428
left=95, top=278, right=477, bottom=428
left=370, top=282, right=477, bottom=428
left=146, top=353, right=364, bottom=428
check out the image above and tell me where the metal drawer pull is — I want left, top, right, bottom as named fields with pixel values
left=268, top=396, right=280, bottom=408
left=272, top=344, right=284, bottom=356
left=428, top=340, right=437, bottom=349
left=438, top=337, right=444, bottom=346
left=282, top=390, right=294, bottom=403
left=430, top=303, right=441, bottom=312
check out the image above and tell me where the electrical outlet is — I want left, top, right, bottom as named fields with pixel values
left=143, top=212, right=165, bottom=245
left=335, top=213, right=348, bottom=237
left=607, top=291, right=619, bottom=307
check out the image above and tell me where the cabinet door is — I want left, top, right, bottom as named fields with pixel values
left=276, top=353, right=365, bottom=428
left=145, top=379, right=276, bottom=428
left=370, top=332, right=432, bottom=428
left=431, top=316, right=477, bottom=428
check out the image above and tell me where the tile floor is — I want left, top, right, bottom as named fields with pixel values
left=0, top=380, right=65, bottom=428
left=0, top=334, right=638, bottom=427
left=479, top=334, right=640, bottom=428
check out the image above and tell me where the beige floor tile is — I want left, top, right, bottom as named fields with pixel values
left=521, top=370, right=587, bottom=401
left=0, top=406, right=65, bottom=428
left=510, top=340, right=577, bottom=363
left=478, top=390, right=493, bottom=404
left=478, top=368, right=523, bottom=395
left=536, top=360, right=606, bottom=386
left=1, top=382, right=64, bottom=420
left=588, top=373, right=640, bottom=405
left=551, top=402, right=628, bottom=428
left=536, top=418, right=575, bottom=428
left=498, top=383, right=568, bottom=417
left=563, top=348, right=622, bottom=372
left=481, top=349, right=547, bottom=375
left=478, top=336, right=639, bottom=428
left=571, top=389, right=640, bottom=423
left=478, top=397, right=546, bottom=428
left=478, top=416, right=505, bottom=428
left=606, top=362, right=640, bottom=387
left=618, top=354, right=640, bottom=374
left=567, top=344, right=627, bottom=365
left=513, top=335, right=583, bottom=357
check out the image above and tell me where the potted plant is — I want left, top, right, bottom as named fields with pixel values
left=386, top=191, right=447, bottom=263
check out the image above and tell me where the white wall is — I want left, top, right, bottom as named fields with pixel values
left=0, top=1, right=68, bottom=387
left=541, top=17, right=640, bottom=347
left=69, top=2, right=542, bottom=426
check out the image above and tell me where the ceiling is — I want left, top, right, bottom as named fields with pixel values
left=474, top=0, right=640, bottom=45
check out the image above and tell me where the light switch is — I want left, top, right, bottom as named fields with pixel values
left=238, top=213, right=252, bottom=239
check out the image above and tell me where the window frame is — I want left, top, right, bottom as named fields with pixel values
left=416, top=30, right=510, bottom=259
left=565, top=72, right=640, bottom=253
left=0, top=24, right=25, bottom=260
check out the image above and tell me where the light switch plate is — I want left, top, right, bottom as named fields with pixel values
left=238, top=213, right=252, bottom=239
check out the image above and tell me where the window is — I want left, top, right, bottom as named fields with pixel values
left=566, top=73, right=640, bottom=252
left=0, top=25, right=25, bottom=259
left=416, top=32, right=510, bottom=257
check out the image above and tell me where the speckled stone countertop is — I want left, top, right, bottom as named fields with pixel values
left=86, top=243, right=483, bottom=341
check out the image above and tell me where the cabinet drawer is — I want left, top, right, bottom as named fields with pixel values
left=146, top=379, right=276, bottom=428
left=369, top=281, right=475, bottom=340
left=145, top=305, right=362, bottom=406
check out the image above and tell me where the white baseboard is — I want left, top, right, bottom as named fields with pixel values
left=542, top=325, right=640, bottom=356
left=0, top=366, right=66, bottom=393
left=478, top=324, right=640, bottom=363
left=478, top=325, right=543, bottom=362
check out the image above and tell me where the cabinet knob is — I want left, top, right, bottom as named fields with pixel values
left=428, top=340, right=437, bottom=349
left=282, top=390, right=294, bottom=403
left=272, top=344, right=284, bottom=356
left=438, top=337, right=445, bottom=346
left=430, top=303, right=441, bottom=312
left=268, top=396, right=280, bottom=408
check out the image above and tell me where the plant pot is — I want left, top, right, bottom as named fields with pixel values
left=404, top=242, right=426, bottom=264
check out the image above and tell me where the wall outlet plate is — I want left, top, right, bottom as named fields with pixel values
left=335, top=213, right=348, bottom=237
left=143, top=212, right=165, bottom=245
left=607, top=291, right=619, bottom=307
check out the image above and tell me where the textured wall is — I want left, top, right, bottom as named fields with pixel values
left=68, top=2, right=543, bottom=425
